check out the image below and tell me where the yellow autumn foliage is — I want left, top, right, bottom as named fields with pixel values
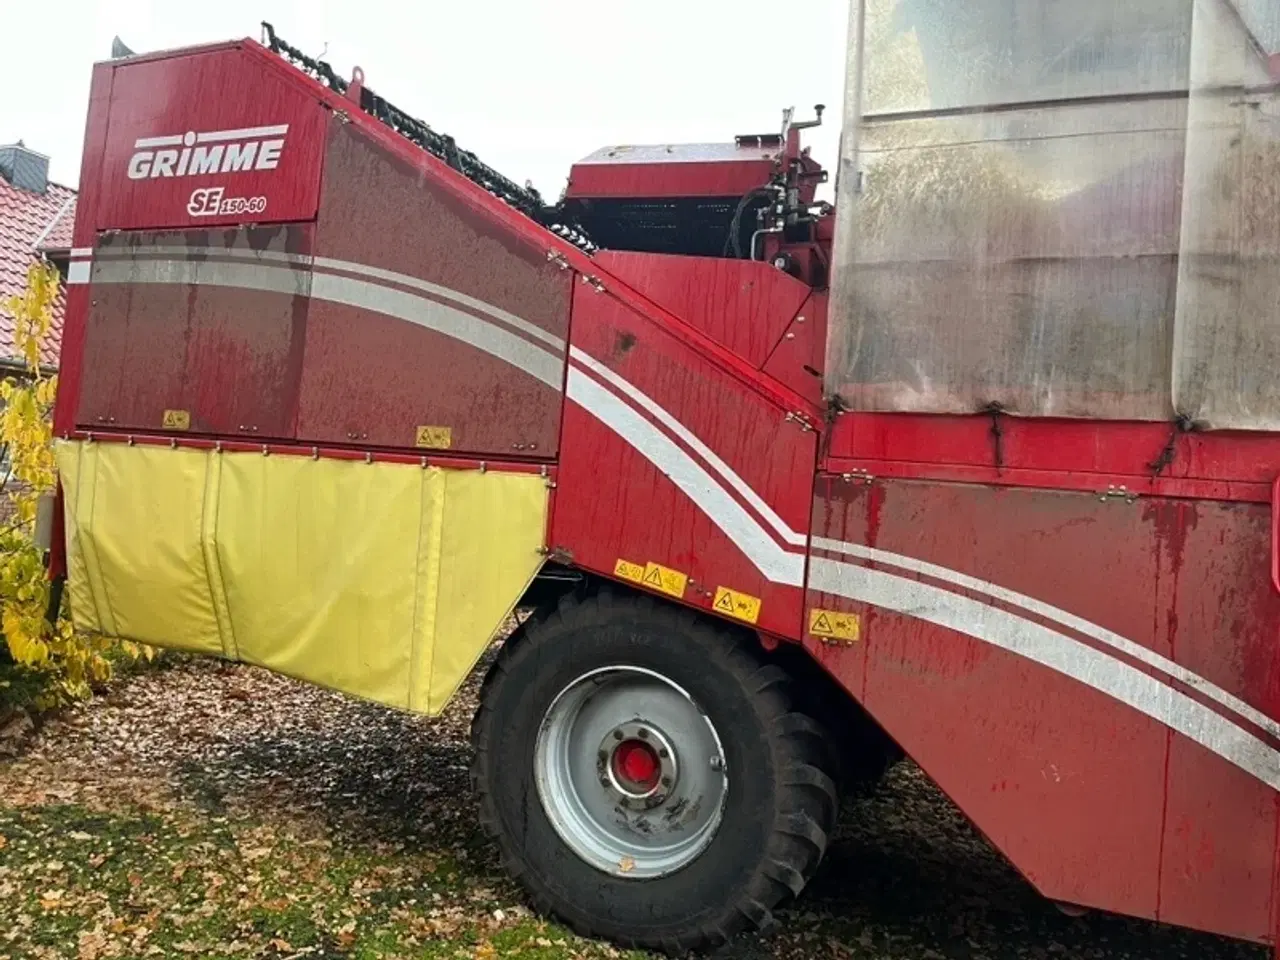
left=0, top=260, right=145, bottom=704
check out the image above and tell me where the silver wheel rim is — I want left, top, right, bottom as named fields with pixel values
left=534, top=665, right=728, bottom=879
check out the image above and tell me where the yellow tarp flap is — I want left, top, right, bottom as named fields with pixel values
left=54, top=440, right=548, bottom=716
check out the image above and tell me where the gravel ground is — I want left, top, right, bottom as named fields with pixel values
left=0, top=653, right=1269, bottom=960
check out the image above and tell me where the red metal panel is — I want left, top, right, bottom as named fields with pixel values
left=95, top=46, right=327, bottom=232
left=1154, top=498, right=1280, bottom=942
left=565, top=143, right=777, bottom=199
left=594, top=252, right=810, bottom=369
left=54, top=62, right=114, bottom=438
left=806, top=478, right=1170, bottom=921
left=297, top=120, right=569, bottom=456
left=829, top=412, right=1280, bottom=491
left=762, top=292, right=826, bottom=407
left=74, top=226, right=312, bottom=438
left=553, top=285, right=816, bottom=639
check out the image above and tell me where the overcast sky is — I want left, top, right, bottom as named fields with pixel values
left=1, top=1, right=850, bottom=200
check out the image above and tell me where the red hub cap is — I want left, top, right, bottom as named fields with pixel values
left=611, top=738, right=661, bottom=793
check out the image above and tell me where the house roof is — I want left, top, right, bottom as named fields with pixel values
left=0, top=175, right=77, bottom=370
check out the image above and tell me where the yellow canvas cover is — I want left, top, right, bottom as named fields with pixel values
left=55, top=440, right=548, bottom=715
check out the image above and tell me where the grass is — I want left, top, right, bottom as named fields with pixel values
left=0, top=802, right=647, bottom=960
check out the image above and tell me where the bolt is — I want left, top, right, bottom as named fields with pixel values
left=658, top=747, right=669, bottom=759
left=710, top=756, right=725, bottom=772
left=637, top=728, right=650, bottom=740
left=612, top=730, right=624, bottom=741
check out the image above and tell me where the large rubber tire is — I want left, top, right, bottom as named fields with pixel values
left=470, top=589, right=839, bottom=955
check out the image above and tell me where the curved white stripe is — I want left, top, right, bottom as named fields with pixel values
left=810, top=558, right=1280, bottom=790
left=815, top=538, right=1280, bottom=742
left=93, top=246, right=566, bottom=353
left=90, top=258, right=564, bottom=390
left=567, top=366, right=804, bottom=586
left=570, top=348, right=807, bottom=547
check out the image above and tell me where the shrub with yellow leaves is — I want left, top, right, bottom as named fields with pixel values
left=0, top=259, right=143, bottom=705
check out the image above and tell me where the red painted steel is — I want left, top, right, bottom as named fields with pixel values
left=806, top=476, right=1280, bottom=942
left=553, top=284, right=815, bottom=639
left=95, top=46, right=328, bottom=232
left=761, top=292, right=827, bottom=408
left=565, top=144, right=778, bottom=200
left=595, top=252, right=810, bottom=369
left=74, top=226, right=313, bottom=439
left=298, top=119, right=570, bottom=457
left=1273, top=476, right=1280, bottom=595
left=830, top=412, right=1280, bottom=495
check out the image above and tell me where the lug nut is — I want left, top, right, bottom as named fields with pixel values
left=613, top=730, right=624, bottom=741
left=598, top=750, right=608, bottom=762
left=637, top=728, right=650, bottom=740
left=658, top=747, right=669, bottom=759
left=661, top=776, right=673, bottom=788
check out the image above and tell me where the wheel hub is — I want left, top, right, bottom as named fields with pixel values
left=599, top=721, right=679, bottom=808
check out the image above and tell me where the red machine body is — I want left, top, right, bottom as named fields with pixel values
left=51, top=17, right=1280, bottom=956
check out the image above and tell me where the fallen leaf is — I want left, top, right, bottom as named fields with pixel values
left=474, top=942, right=497, bottom=960
left=269, top=938, right=292, bottom=953
left=68, top=831, right=94, bottom=842
left=0, top=834, right=6, bottom=850
left=77, top=928, right=107, bottom=960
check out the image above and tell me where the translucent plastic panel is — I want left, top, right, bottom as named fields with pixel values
left=830, top=67, right=1186, bottom=418
left=1172, top=1, right=1280, bottom=429
left=864, top=0, right=1193, bottom=116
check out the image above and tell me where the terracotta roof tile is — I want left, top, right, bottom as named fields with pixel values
left=0, top=176, right=77, bottom=369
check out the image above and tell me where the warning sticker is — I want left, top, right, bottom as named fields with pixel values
left=162, top=409, right=191, bottom=431
left=415, top=425, right=453, bottom=449
left=713, top=587, right=762, bottom=624
left=614, top=559, right=646, bottom=585
left=642, top=562, right=688, bottom=599
left=808, top=608, right=860, bottom=644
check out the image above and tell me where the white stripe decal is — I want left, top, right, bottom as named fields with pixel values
left=69, top=247, right=93, bottom=259
left=93, top=246, right=564, bottom=353
left=567, top=366, right=804, bottom=586
left=810, top=558, right=1280, bottom=790
left=571, top=348, right=807, bottom=547
left=196, top=124, right=290, bottom=143
left=815, top=539, right=1280, bottom=742
left=89, top=258, right=564, bottom=390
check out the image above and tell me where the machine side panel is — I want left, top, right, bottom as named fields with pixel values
left=1155, top=498, right=1280, bottom=941
left=299, top=120, right=571, bottom=456
left=806, top=476, right=1280, bottom=943
left=595, top=251, right=810, bottom=369
left=553, top=284, right=817, bottom=639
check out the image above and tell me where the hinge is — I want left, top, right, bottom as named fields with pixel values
left=546, top=250, right=571, bottom=271
left=1098, top=484, right=1138, bottom=504
left=840, top=468, right=874, bottom=485
left=335, top=109, right=351, bottom=124
left=785, top=410, right=816, bottom=432
left=580, top=274, right=606, bottom=293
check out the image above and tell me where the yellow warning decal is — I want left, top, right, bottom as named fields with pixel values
left=614, top=559, right=646, bottom=585
left=809, top=608, right=860, bottom=643
left=162, top=409, right=191, bottom=431
left=713, top=586, right=762, bottom=624
left=641, top=562, right=687, bottom=599
left=415, top=425, right=453, bottom=449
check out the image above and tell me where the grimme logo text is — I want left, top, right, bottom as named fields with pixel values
left=127, top=124, right=289, bottom=179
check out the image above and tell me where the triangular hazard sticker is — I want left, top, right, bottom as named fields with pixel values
left=812, top=612, right=834, bottom=636
left=714, top=592, right=735, bottom=613
left=643, top=566, right=663, bottom=587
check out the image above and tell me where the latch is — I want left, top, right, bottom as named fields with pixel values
left=1098, top=484, right=1138, bottom=504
